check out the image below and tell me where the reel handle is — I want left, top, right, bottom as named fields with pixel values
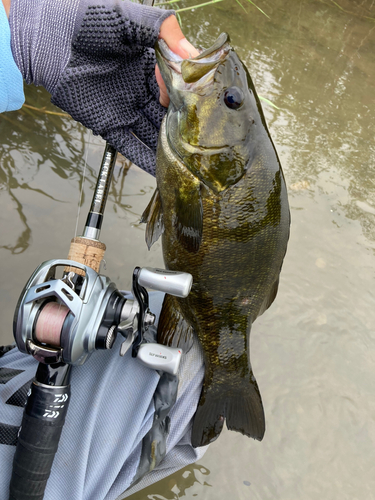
left=137, top=343, right=182, bottom=376
left=138, top=267, right=192, bottom=298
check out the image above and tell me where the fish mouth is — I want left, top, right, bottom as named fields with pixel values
left=155, top=32, right=231, bottom=94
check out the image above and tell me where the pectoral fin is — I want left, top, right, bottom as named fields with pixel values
left=174, top=184, right=203, bottom=253
left=141, top=188, right=164, bottom=250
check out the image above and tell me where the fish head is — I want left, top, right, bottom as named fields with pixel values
left=156, top=33, right=266, bottom=193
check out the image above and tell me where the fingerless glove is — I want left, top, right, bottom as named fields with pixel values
left=10, top=0, right=174, bottom=175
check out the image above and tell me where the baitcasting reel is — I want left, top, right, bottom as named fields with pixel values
left=13, top=259, right=192, bottom=375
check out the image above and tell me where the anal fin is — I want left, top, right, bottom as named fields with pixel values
left=157, top=294, right=195, bottom=353
left=257, top=277, right=280, bottom=318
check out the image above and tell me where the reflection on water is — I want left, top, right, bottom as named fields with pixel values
left=125, top=464, right=211, bottom=500
left=1, top=1, right=375, bottom=499
left=0, top=85, right=92, bottom=254
left=128, top=1, right=375, bottom=499
left=0, top=85, right=163, bottom=345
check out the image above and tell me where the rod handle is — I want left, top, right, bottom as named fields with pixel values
left=64, top=236, right=106, bottom=275
left=9, top=381, right=71, bottom=500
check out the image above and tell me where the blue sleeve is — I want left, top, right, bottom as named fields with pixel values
left=0, top=1, right=24, bottom=113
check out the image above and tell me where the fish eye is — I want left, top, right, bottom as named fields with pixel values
left=223, top=87, right=244, bottom=110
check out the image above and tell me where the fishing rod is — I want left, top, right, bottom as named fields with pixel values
left=8, top=144, right=192, bottom=500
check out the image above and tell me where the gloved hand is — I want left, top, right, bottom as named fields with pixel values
left=9, top=0, right=174, bottom=175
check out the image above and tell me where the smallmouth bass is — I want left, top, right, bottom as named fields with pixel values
left=142, top=33, right=290, bottom=447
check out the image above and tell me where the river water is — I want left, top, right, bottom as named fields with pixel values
left=1, top=0, right=375, bottom=499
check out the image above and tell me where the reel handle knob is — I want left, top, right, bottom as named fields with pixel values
left=136, top=343, right=182, bottom=375
left=138, top=267, right=192, bottom=298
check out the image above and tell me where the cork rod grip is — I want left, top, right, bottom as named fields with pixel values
left=65, top=237, right=106, bottom=275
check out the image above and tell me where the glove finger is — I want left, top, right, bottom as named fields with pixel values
left=142, top=97, right=166, bottom=131
left=147, top=63, right=162, bottom=101
left=129, top=113, right=160, bottom=153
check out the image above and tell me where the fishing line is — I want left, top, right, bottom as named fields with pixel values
left=74, top=129, right=91, bottom=239
left=35, top=131, right=92, bottom=346
left=66, top=129, right=91, bottom=276
left=35, top=302, right=69, bottom=346
left=130, top=130, right=152, bottom=151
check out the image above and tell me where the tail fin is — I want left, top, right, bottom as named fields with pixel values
left=191, top=371, right=265, bottom=448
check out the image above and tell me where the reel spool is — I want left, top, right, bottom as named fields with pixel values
left=34, top=301, right=70, bottom=347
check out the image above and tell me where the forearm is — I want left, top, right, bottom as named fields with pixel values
left=0, top=0, right=24, bottom=113
left=9, top=0, right=173, bottom=91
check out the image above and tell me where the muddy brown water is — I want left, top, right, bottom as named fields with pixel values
left=1, top=1, right=375, bottom=499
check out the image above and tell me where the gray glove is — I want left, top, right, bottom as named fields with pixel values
left=9, top=0, right=174, bottom=175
